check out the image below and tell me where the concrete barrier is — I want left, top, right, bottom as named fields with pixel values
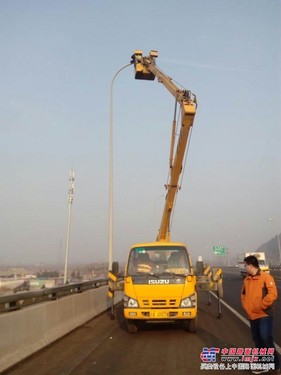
left=0, top=286, right=123, bottom=373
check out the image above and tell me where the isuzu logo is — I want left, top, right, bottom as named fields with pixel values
left=148, top=279, right=170, bottom=285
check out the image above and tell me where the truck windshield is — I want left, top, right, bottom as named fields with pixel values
left=127, top=246, right=191, bottom=276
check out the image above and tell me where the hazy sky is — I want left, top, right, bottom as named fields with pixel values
left=1, top=0, right=280, bottom=266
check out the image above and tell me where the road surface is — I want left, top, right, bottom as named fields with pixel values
left=4, top=269, right=280, bottom=375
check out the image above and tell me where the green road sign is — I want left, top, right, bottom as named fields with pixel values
left=213, top=246, right=226, bottom=256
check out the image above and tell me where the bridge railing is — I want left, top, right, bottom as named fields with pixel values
left=0, top=278, right=108, bottom=313
left=0, top=279, right=123, bottom=373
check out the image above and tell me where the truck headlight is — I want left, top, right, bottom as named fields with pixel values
left=124, top=295, right=139, bottom=308
left=180, top=293, right=196, bottom=308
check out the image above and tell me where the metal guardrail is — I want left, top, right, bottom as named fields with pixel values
left=0, top=278, right=108, bottom=313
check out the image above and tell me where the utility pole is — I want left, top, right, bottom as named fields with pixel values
left=64, top=169, right=75, bottom=284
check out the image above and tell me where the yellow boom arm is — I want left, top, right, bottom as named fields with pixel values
left=132, top=50, right=197, bottom=242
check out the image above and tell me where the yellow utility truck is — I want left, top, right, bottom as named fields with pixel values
left=109, top=50, right=222, bottom=333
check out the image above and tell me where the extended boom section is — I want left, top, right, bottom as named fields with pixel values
left=157, top=102, right=196, bottom=242
left=132, top=50, right=197, bottom=242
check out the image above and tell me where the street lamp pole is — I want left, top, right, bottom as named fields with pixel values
left=64, top=169, right=75, bottom=284
left=108, top=62, right=132, bottom=271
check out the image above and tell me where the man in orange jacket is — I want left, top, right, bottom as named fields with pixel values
left=241, top=255, right=280, bottom=374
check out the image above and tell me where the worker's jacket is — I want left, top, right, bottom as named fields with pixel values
left=241, top=269, right=277, bottom=320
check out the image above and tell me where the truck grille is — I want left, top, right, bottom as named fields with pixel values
left=141, top=299, right=177, bottom=308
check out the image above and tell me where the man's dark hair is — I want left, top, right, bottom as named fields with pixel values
left=244, top=255, right=259, bottom=268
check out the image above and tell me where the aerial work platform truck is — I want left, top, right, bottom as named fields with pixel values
left=109, top=50, right=223, bottom=333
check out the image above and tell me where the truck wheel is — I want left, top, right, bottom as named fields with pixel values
left=126, top=319, right=138, bottom=334
left=188, top=318, right=197, bottom=333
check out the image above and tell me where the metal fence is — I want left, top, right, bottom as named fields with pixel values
left=0, top=278, right=108, bottom=313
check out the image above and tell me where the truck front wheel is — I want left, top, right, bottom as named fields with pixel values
left=183, top=318, right=197, bottom=333
left=189, top=317, right=197, bottom=333
left=126, top=319, right=138, bottom=334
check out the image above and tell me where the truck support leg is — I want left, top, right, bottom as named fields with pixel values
left=110, top=295, right=115, bottom=320
left=217, top=292, right=222, bottom=319
left=208, top=291, right=211, bottom=305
